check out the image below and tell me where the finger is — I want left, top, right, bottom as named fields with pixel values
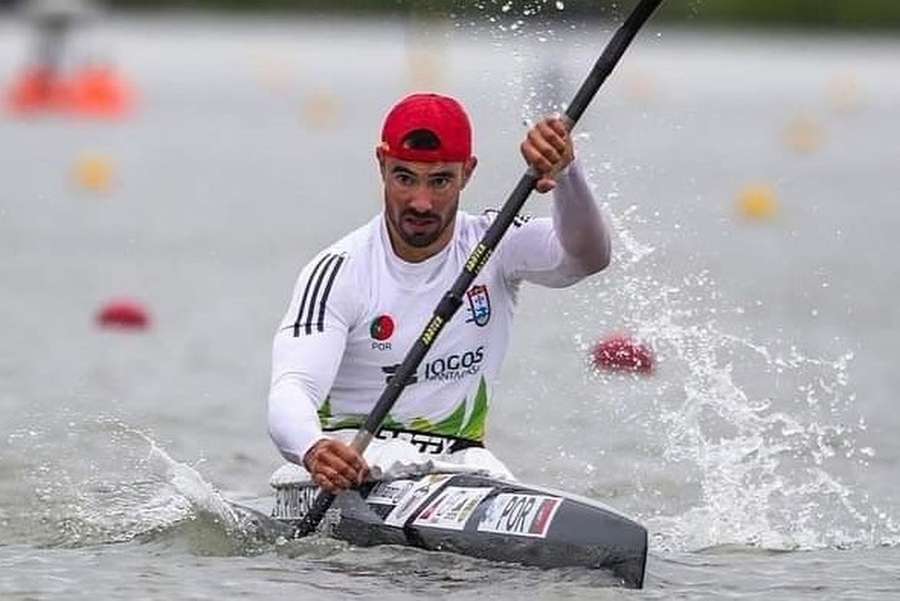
left=330, top=444, right=367, bottom=472
left=313, top=472, right=340, bottom=495
left=535, top=177, right=557, bottom=194
left=527, top=128, right=562, bottom=168
left=319, top=465, right=353, bottom=491
left=546, top=117, right=570, bottom=140
left=320, top=454, right=360, bottom=485
left=521, top=141, right=555, bottom=174
left=537, top=119, right=568, bottom=155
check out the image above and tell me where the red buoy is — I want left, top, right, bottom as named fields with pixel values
left=68, top=65, right=134, bottom=118
left=4, top=67, right=70, bottom=114
left=591, top=333, right=654, bottom=374
left=96, top=299, right=150, bottom=330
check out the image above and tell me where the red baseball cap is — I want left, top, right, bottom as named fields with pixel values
left=380, top=93, right=473, bottom=163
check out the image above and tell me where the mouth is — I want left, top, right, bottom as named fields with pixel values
left=403, top=214, right=439, bottom=232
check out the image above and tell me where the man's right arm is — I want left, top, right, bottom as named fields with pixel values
left=268, top=324, right=345, bottom=466
left=267, top=252, right=367, bottom=491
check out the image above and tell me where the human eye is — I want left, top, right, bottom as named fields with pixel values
left=430, top=176, right=452, bottom=190
left=394, top=173, right=416, bottom=187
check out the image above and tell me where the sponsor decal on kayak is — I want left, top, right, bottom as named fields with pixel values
left=412, top=486, right=493, bottom=531
left=367, top=479, right=415, bottom=506
left=273, top=485, right=318, bottom=520
left=465, top=285, right=491, bottom=327
left=477, top=493, right=562, bottom=538
left=384, top=474, right=453, bottom=527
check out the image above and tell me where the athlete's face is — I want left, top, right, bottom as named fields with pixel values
left=378, top=154, right=477, bottom=261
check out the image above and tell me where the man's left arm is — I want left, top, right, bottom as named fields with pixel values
left=498, top=117, right=611, bottom=287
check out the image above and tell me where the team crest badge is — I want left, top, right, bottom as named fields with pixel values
left=466, top=285, right=491, bottom=327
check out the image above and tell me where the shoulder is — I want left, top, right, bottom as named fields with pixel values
left=301, top=216, right=379, bottom=276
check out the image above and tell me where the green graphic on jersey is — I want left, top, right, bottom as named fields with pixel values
left=318, top=376, right=489, bottom=442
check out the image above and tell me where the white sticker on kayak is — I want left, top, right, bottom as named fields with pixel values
left=412, top=486, right=493, bottom=531
left=477, top=493, right=562, bottom=538
left=384, top=474, right=453, bottom=527
left=367, top=480, right=415, bottom=506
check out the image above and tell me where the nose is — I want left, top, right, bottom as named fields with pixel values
left=408, top=184, right=434, bottom=213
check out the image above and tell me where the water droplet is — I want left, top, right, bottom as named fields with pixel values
left=556, top=1, right=565, bottom=9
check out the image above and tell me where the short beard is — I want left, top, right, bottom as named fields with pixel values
left=387, top=202, right=457, bottom=249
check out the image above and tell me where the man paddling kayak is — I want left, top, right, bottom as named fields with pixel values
left=268, top=93, right=611, bottom=494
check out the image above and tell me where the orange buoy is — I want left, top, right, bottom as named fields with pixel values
left=591, top=333, right=654, bottom=374
left=96, top=299, right=150, bottom=330
left=737, top=183, right=779, bottom=221
left=4, top=66, right=70, bottom=114
left=67, top=64, right=134, bottom=118
left=73, top=152, right=115, bottom=193
left=782, top=115, right=825, bottom=154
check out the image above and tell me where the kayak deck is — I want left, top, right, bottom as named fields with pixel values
left=271, top=470, right=647, bottom=589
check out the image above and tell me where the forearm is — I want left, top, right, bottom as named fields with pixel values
left=268, top=374, right=327, bottom=466
left=267, top=329, right=344, bottom=466
left=551, top=159, right=611, bottom=274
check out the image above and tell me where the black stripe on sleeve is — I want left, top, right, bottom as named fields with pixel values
left=292, top=254, right=332, bottom=337
left=303, top=253, right=339, bottom=335
left=315, top=255, right=346, bottom=333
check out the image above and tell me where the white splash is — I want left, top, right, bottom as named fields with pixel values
left=581, top=204, right=899, bottom=552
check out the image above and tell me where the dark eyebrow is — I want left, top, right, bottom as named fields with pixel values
left=390, top=166, right=456, bottom=179
left=390, top=166, right=416, bottom=176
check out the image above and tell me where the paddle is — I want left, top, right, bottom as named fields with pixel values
left=294, top=0, right=667, bottom=537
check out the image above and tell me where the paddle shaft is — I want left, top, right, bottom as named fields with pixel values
left=294, top=0, right=666, bottom=537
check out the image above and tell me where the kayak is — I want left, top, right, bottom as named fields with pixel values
left=267, top=465, right=648, bottom=589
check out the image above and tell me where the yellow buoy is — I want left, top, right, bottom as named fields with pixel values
left=827, top=73, right=863, bottom=114
left=301, top=90, right=340, bottom=130
left=73, top=153, right=114, bottom=193
left=782, top=115, right=825, bottom=154
left=737, top=183, right=778, bottom=221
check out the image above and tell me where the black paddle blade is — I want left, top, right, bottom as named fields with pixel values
left=293, top=489, right=336, bottom=537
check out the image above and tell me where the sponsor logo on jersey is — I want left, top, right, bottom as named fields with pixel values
left=382, top=346, right=485, bottom=385
left=465, top=285, right=491, bottom=327
left=424, top=346, right=485, bottom=381
left=370, top=314, right=395, bottom=350
left=374, top=429, right=453, bottom=455
left=381, top=363, right=418, bottom=386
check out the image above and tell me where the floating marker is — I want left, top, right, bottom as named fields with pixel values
left=67, top=64, right=134, bottom=118
left=782, top=115, right=825, bottom=154
left=737, top=183, right=778, bottom=221
left=4, top=66, right=69, bottom=114
left=827, top=73, right=863, bottom=114
left=96, top=299, right=150, bottom=330
left=591, top=333, right=654, bottom=374
left=73, top=153, right=114, bottom=193
left=301, top=90, right=340, bottom=129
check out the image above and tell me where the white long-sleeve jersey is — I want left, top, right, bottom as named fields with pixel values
left=268, top=161, right=610, bottom=465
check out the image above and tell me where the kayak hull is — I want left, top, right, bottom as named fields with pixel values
left=272, top=471, right=647, bottom=589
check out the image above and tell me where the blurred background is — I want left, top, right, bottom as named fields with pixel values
left=1, top=1, right=898, bottom=599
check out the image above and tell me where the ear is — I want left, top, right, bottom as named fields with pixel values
left=461, top=156, right=478, bottom=189
left=375, top=145, right=387, bottom=179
